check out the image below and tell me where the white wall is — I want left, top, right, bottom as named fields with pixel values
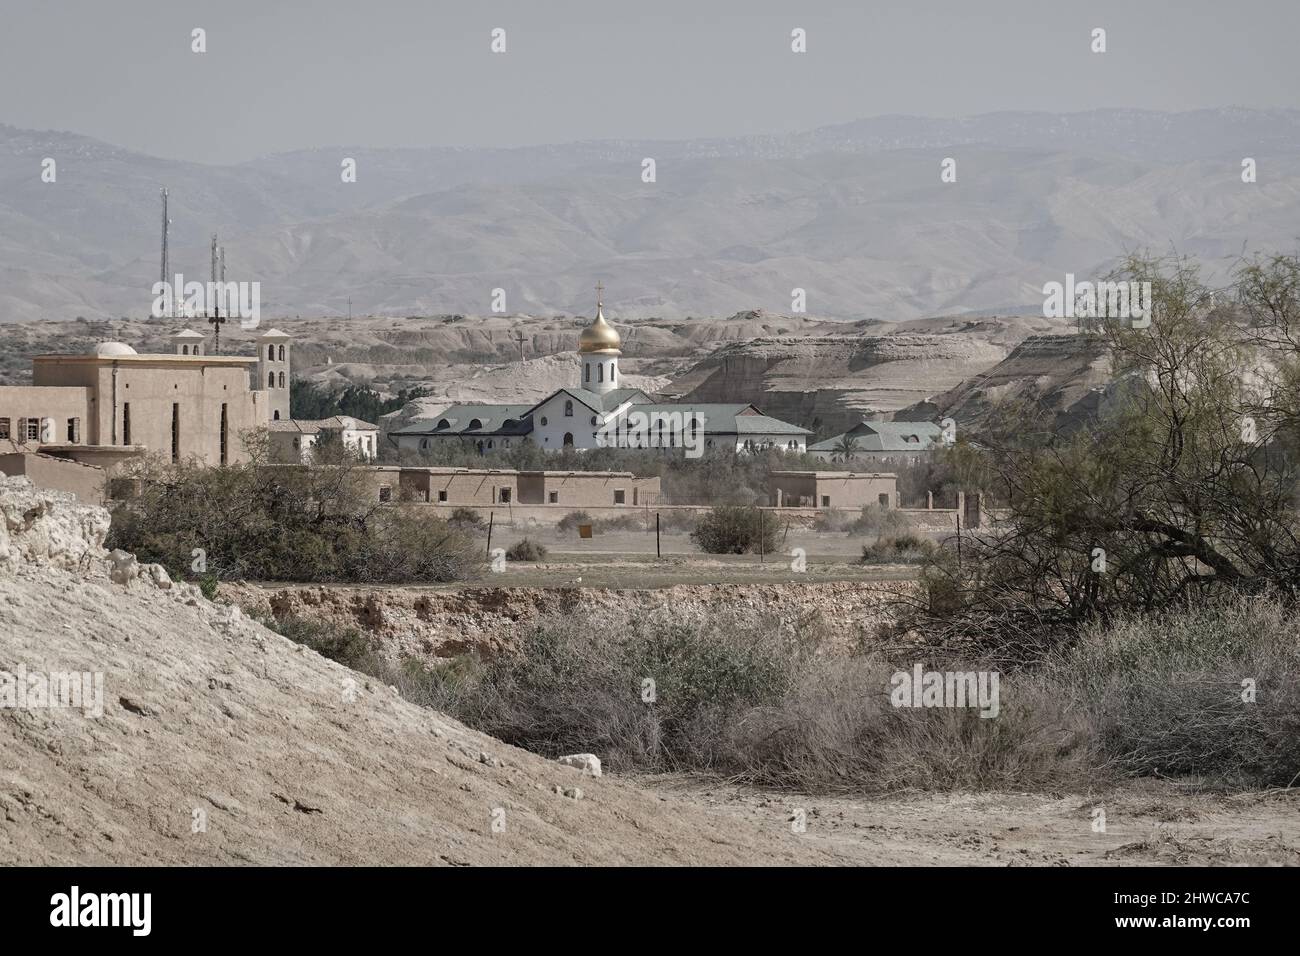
left=530, top=394, right=600, bottom=450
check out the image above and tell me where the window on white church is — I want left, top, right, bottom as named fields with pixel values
left=584, top=364, right=590, bottom=383
left=610, top=363, right=615, bottom=383
left=564, top=400, right=573, bottom=417
left=598, top=364, right=604, bottom=382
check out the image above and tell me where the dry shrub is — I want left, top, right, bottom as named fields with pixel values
left=730, top=660, right=1092, bottom=793
left=505, top=538, right=548, bottom=561
left=691, top=506, right=778, bottom=554
left=1054, top=596, right=1300, bottom=788
left=861, top=532, right=935, bottom=564
left=262, top=595, right=1300, bottom=794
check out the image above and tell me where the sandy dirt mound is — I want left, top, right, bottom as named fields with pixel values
left=0, top=476, right=836, bottom=865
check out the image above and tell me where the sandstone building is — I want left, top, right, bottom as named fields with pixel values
left=767, top=470, right=899, bottom=509
left=0, top=328, right=294, bottom=497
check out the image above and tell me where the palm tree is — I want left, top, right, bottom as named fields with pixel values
left=833, top=433, right=860, bottom=462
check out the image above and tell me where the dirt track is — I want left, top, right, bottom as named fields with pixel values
left=648, top=777, right=1300, bottom=866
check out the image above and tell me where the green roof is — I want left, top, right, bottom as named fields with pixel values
left=391, top=404, right=534, bottom=436
left=632, top=403, right=811, bottom=436
left=810, top=421, right=944, bottom=452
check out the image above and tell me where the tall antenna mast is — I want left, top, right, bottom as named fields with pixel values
left=207, top=231, right=226, bottom=353
left=159, top=188, right=170, bottom=316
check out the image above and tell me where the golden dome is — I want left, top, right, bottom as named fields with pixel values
left=578, top=302, right=622, bottom=354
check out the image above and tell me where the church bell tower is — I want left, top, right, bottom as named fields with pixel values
left=578, top=282, right=621, bottom=396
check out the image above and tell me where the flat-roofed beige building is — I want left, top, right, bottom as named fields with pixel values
left=768, top=470, right=898, bottom=510
left=0, top=332, right=291, bottom=478
left=353, top=466, right=662, bottom=507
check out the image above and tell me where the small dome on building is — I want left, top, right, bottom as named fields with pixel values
left=95, top=341, right=138, bottom=357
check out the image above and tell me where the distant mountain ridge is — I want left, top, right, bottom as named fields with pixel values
left=2, top=109, right=1298, bottom=322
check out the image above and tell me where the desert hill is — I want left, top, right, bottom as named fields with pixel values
left=666, top=315, right=1071, bottom=436
left=905, top=333, right=1112, bottom=433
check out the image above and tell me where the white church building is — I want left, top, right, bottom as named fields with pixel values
left=392, top=291, right=810, bottom=457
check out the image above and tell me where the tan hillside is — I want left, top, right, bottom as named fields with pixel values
left=666, top=316, right=1068, bottom=437
left=912, top=333, right=1112, bottom=433
left=0, top=476, right=832, bottom=865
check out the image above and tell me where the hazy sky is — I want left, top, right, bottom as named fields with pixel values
left=2, top=0, right=1297, bottom=164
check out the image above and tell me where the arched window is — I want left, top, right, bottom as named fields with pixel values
left=540, top=416, right=548, bottom=427
left=268, top=373, right=274, bottom=388
left=182, top=345, right=189, bottom=355
left=598, top=364, right=604, bottom=382
left=273, top=410, right=280, bottom=421
left=469, top=419, right=483, bottom=430
left=563, top=432, right=574, bottom=447
left=609, top=363, right=615, bottom=384
left=564, top=400, right=573, bottom=417
left=487, top=440, right=494, bottom=449
left=437, top=419, right=449, bottom=430
left=278, top=371, right=285, bottom=388
left=278, top=345, right=285, bottom=361
left=584, top=363, right=590, bottom=383
left=267, top=344, right=274, bottom=360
